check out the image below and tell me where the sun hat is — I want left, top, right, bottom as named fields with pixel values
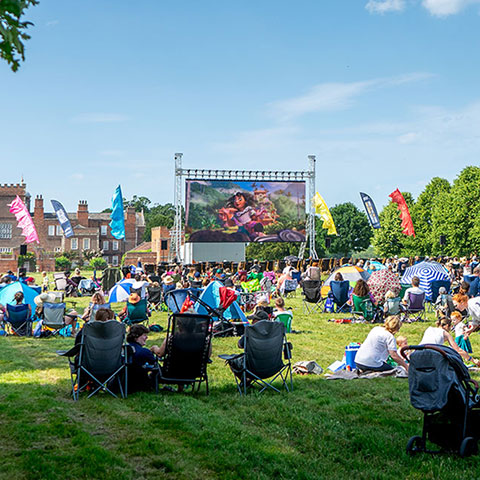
left=163, top=275, right=175, bottom=285
left=128, top=292, right=141, bottom=304
left=34, top=292, right=56, bottom=307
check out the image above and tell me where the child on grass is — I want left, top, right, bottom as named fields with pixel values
left=451, top=310, right=472, bottom=354
left=41, top=271, right=49, bottom=292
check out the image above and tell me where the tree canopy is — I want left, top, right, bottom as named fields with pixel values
left=0, top=0, right=38, bottom=72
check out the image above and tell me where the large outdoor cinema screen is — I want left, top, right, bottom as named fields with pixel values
left=185, top=179, right=306, bottom=243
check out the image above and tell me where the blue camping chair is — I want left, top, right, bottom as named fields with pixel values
left=428, top=280, right=451, bottom=312
left=5, top=304, right=32, bottom=336
left=329, top=281, right=351, bottom=313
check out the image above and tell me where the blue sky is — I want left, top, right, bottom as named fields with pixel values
left=2, top=0, right=480, bottom=214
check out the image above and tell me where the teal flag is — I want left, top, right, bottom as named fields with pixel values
left=109, top=185, right=125, bottom=239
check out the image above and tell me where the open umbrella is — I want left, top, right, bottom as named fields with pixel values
left=108, top=278, right=135, bottom=302
left=401, top=261, right=450, bottom=300
left=367, top=261, right=386, bottom=273
left=367, top=269, right=401, bottom=304
left=321, top=266, right=370, bottom=297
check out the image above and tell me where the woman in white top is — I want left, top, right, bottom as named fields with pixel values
left=420, top=317, right=479, bottom=365
left=355, top=316, right=408, bottom=372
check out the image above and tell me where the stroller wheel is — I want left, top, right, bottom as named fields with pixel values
left=460, top=437, right=478, bottom=458
left=406, top=435, right=425, bottom=455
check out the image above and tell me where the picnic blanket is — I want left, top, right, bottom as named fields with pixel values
left=325, top=366, right=408, bottom=380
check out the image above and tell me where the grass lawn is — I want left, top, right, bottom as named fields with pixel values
left=1, top=279, right=480, bottom=479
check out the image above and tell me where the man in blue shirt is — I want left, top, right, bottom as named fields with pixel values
left=468, top=267, right=480, bottom=298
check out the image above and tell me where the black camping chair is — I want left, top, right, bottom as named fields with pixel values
left=147, top=285, right=163, bottom=312
left=302, top=280, right=323, bottom=314
left=219, top=320, right=293, bottom=395
left=153, top=313, right=213, bottom=394
left=5, top=304, right=32, bottom=336
left=57, top=320, right=128, bottom=400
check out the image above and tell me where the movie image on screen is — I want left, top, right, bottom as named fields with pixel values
left=185, top=180, right=306, bottom=243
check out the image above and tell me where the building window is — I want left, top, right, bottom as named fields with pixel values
left=83, top=238, right=90, bottom=250
left=103, top=256, right=109, bottom=264
left=0, top=223, right=12, bottom=239
left=0, top=247, right=12, bottom=253
left=101, top=225, right=107, bottom=235
left=71, top=238, right=78, bottom=250
left=103, top=240, right=109, bottom=251
left=112, top=241, right=119, bottom=251
left=112, top=255, right=119, bottom=266
left=54, top=247, right=62, bottom=253
left=48, top=225, right=55, bottom=236
left=161, top=240, right=168, bottom=250
left=56, top=225, right=63, bottom=236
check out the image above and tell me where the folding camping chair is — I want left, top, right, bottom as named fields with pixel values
left=57, top=320, right=128, bottom=400
left=4, top=304, right=32, bottom=336
left=329, top=280, right=351, bottom=313
left=351, top=294, right=374, bottom=322
left=153, top=313, right=213, bottom=394
left=402, top=291, right=426, bottom=322
left=428, top=280, right=451, bottom=313
left=147, top=285, right=163, bottom=312
left=302, top=280, right=323, bottom=313
left=219, top=321, right=293, bottom=395
left=42, top=302, right=67, bottom=336
left=164, top=288, right=202, bottom=314
left=282, top=279, right=298, bottom=298
left=274, top=312, right=293, bottom=333
left=123, top=299, right=149, bottom=326
left=53, top=272, right=68, bottom=291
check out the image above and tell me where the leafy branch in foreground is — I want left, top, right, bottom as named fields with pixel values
left=0, top=0, right=39, bottom=71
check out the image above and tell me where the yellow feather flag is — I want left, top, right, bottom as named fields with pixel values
left=313, top=192, right=337, bottom=235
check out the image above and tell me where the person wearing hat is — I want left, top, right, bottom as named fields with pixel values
left=34, top=292, right=79, bottom=336
left=131, top=273, right=150, bottom=299
left=118, top=292, right=146, bottom=322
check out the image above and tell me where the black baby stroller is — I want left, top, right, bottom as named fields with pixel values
left=403, top=344, right=480, bottom=457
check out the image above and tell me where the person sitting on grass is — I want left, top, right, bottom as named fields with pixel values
left=348, top=279, right=376, bottom=306
left=420, top=317, right=480, bottom=365
left=383, top=290, right=402, bottom=316
left=451, top=311, right=472, bottom=354
left=354, top=315, right=409, bottom=373
left=452, top=292, right=469, bottom=319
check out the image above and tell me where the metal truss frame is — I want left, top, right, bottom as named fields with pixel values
left=169, top=154, right=318, bottom=262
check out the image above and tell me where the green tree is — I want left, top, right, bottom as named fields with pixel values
left=143, top=203, right=176, bottom=241
left=124, top=195, right=152, bottom=213
left=410, top=177, right=451, bottom=256
left=372, top=192, right=416, bottom=257
left=324, top=202, right=372, bottom=257
left=0, top=0, right=38, bottom=72
left=245, top=242, right=300, bottom=262
left=55, top=256, right=71, bottom=271
left=90, top=257, right=107, bottom=270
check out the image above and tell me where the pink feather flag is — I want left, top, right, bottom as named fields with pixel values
left=8, top=195, right=39, bottom=244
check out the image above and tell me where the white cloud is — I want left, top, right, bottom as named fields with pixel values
left=269, top=73, right=432, bottom=120
left=70, top=173, right=85, bottom=181
left=46, top=20, right=59, bottom=27
left=72, top=113, right=129, bottom=123
left=366, top=0, right=406, bottom=14
left=397, top=132, right=421, bottom=143
left=99, top=149, right=125, bottom=157
left=422, top=0, right=479, bottom=16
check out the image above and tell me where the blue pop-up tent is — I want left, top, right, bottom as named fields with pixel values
left=195, top=281, right=248, bottom=324
left=0, top=281, right=41, bottom=314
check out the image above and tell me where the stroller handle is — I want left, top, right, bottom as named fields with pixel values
left=400, top=344, right=450, bottom=360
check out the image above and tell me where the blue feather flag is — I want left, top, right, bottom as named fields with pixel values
left=109, top=185, right=125, bottom=240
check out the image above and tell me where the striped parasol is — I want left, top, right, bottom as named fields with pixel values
left=108, top=278, right=135, bottom=302
left=367, top=269, right=401, bottom=304
left=400, top=261, right=450, bottom=300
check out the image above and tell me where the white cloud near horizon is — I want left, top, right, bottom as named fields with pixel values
left=366, top=0, right=480, bottom=16
left=366, top=0, right=406, bottom=14
left=422, top=0, right=479, bottom=16
left=72, top=113, right=129, bottom=123
left=269, top=73, right=432, bottom=121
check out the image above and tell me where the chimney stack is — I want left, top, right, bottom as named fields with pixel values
left=77, top=200, right=89, bottom=226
